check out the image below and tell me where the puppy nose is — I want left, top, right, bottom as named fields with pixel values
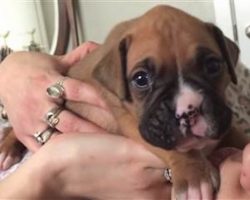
left=175, top=85, right=203, bottom=126
left=176, top=106, right=200, bottom=127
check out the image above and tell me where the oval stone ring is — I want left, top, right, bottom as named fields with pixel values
left=46, top=78, right=66, bottom=99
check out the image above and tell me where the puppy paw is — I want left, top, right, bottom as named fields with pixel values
left=0, top=130, right=26, bottom=170
left=171, top=160, right=219, bottom=200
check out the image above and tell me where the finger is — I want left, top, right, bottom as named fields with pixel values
left=57, top=41, right=99, bottom=68
left=240, top=144, right=250, bottom=192
left=144, top=168, right=170, bottom=185
left=54, top=109, right=105, bottom=134
left=22, top=124, right=59, bottom=152
left=156, top=184, right=172, bottom=199
left=43, top=101, right=106, bottom=134
left=22, top=133, right=43, bottom=152
left=217, top=153, right=242, bottom=198
left=64, top=101, right=117, bottom=133
left=47, top=77, right=107, bottom=109
left=144, top=183, right=171, bottom=200
left=64, top=78, right=107, bottom=109
left=201, top=181, right=213, bottom=200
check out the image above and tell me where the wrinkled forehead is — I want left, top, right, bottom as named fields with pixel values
left=126, top=14, right=220, bottom=73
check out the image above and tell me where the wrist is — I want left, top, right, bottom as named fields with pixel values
left=28, top=152, right=66, bottom=198
left=0, top=162, right=47, bottom=199
left=0, top=153, right=65, bottom=199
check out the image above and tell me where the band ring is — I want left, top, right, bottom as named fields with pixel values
left=164, top=168, right=172, bottom=183
left=44, top=106, right=63, bottom=128
left=33, top=127, right=55, bottom=145
left=46, top=77, right=66, bottom=99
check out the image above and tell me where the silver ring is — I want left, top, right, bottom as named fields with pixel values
left=44, top=106, right=63, bottom=128
left=0, top=104, right=8, bottom=121
left=164, top=168, right=172, bottom=183
left=46, top=78, right=66, bottom=99
left=33, top=127, right=55, bottom=145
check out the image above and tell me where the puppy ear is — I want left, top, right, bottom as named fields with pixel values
left=207, top=24, right=239, bottom=84
left=93, top=35, right=132, bottom=101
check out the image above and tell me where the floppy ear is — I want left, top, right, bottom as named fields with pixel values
left=93, top=35, right=132, bottom=101
left=206, top=24, right=239, bottom=84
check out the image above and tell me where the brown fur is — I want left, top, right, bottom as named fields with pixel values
left=66, top=5, right=247, bottom=199
left=1, top=5, right=248, bottom=199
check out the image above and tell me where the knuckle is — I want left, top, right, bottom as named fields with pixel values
left=57, top=111, right=83, bottom=133
left=65, top=80, right=82, bottom=100
left=57, top=115, right=75, bottom=132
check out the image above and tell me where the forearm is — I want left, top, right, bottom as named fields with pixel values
left=0, top=165, right=43, bottom=199
left=0, top=154, right=62, bottom=199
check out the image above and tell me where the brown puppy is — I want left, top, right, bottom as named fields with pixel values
left=65, top=5, right=245, bottom=200
left=0, top=5, right=247, bottom=200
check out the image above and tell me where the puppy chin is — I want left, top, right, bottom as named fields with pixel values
left=179, top=116, right=208, bottom=137
left=177, top=116, right=219, bottom=152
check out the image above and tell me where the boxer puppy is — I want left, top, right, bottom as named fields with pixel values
left=65, top=5, right=243, bottom=200
left=0, top=5, right=246, bottom=200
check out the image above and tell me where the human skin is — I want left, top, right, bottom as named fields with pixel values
left=0, top=42, right=171, bottom=199
left=0, top=133, right=170, bottom=200
left=0, top=42, right=249, bottom=199
left=216, top=144, right=250, bottom=199
left=1, top=133, right=249, bottom=200
left=0, top=42, right=107, bottom=151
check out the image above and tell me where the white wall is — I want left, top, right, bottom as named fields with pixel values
left=0, top=0, right=51, bottom=52
left=40, top=0, right=55, bottom=48
left=214, top=0, right=250, bottom=67
left=213, top=0, right=234, bottom=40
left=234, top=0, right=250, bottom=67
left=77, top=0, right=215, bottom=43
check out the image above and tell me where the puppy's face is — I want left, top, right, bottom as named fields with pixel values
left=122, top=7, right=238, bottom=152
left=129, top=51, right=232, bottom=152
left=94, top=6, right=239, bottom=152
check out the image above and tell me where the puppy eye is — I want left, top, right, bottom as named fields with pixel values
left=131, top=71, right=152, bottom=90
left=204, top=58, right=222, bottom=77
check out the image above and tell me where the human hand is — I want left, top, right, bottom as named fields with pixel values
left=216, top=144, right=250, bottom=199
left=29, top=133, right=170, bottom=199
left=0, top=42, right=107, bottom=152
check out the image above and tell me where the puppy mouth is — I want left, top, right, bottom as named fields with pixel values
left=175, top=108, right=219, bottom=152
left=176, top=106, right=208, bottom=137
left=140, top=101, right=226, bottom=151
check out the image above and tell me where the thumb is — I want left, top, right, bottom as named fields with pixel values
left=58, top=76, right=107, bottom=109
left=217, top=152, right=243, bottom=199
left=240, top=144, right=250, bottom=192
left=59, top=41, right=99, bottom=68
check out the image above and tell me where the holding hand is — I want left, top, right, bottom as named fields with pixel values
left=0, top=133, right=170, bottom=199
left=0, top=42, right=107, bottom=151
left=0, top=42, right=172, bottom=199
left=216, top=144, right=250, bottom=199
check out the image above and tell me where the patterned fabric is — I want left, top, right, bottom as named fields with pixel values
left=226, top=62, right=250, bottom=136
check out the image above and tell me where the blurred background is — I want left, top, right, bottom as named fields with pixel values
left=0, top=0, right=249, bottom=67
